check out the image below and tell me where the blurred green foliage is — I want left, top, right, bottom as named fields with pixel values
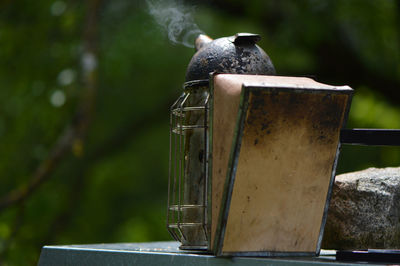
left=0, top=0, right=399, bottom=264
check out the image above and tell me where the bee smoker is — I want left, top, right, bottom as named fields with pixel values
left=167, top=33, right=276, bottom=250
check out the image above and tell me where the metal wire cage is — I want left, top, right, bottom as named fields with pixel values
left=167, top=80, right=210, bottom=250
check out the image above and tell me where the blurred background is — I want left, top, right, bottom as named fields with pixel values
left=0, top=0, right=399, bottom=264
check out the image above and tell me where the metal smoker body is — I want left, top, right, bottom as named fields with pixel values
left=167, top=33, right=276, bottom=250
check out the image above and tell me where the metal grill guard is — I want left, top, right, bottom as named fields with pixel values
left=167, top=80, right=209, bottom=250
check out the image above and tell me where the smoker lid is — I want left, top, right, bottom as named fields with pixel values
left=185, top=33, right=276, bottom=81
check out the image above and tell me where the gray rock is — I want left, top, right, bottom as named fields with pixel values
left=322, top=167, right=400, bottom=249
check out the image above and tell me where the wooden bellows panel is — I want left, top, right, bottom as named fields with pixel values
left=209, top=74, right=352, bottom=256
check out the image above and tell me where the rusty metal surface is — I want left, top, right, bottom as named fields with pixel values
left=185, top=33, right=276, bottom=81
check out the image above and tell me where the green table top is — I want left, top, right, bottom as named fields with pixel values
left=38, top=241, right=381, bottom=266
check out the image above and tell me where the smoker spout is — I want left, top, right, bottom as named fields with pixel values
left=195, top=34, right=213, bottom=51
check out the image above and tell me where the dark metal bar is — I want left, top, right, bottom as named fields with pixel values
left=340, top=129, right=400, bottom=146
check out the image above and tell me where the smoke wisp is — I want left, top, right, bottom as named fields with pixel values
left=147, top=0, right=204, bottom=48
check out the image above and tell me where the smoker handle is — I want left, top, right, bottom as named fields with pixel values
left=340, top=128, right=400, bottom=146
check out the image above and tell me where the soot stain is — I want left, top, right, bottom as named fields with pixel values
left=308, top=95, right=347, bottom=145
left=254, top=138, right=259, bottom=145
left=243, top=92, right=347, bottom=155
left=261, top=122, right=270, bottom=131
left=198, top=149, right=204, bottom=162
